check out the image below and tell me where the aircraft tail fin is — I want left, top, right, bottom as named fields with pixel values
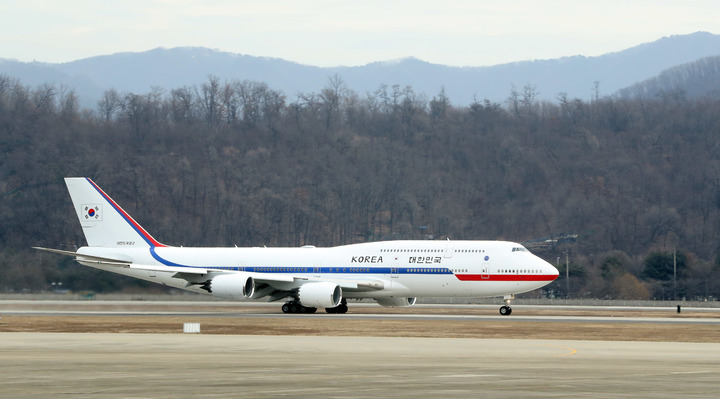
left=64, top=177, right=165, bottom=248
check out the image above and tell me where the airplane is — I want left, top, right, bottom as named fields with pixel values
left=35, top=177, right=559, bottom=315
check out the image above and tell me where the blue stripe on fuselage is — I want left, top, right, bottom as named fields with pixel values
left=147, top=247, right=454, bottom=276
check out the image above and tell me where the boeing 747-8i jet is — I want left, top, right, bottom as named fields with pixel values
left=35, top=178, right=559, bottom=315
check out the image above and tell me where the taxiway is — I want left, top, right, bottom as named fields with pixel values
left=1, top=333, right=719, bottom=398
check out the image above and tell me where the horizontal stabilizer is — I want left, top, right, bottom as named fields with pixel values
left=33, top=247, right=131, bottom=264
left=33, top=247, right=209, bottom=274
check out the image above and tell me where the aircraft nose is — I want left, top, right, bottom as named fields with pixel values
left=540, top=257, right=560, bottom=279
left=548, top=261, right=560, bottom=279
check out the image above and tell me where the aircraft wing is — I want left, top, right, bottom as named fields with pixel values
left=34, top=247, right=312, bottom=283
left=34, top=247, right=386, bottom=293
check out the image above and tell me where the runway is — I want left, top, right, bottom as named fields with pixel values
left=2, top=333, right=719, bottom=398
left=2, top=301, right=720, bottom=397
left=2, top=300, right=720, bottom=324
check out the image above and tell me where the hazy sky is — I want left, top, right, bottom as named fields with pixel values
left=2, top=0, right=718, bottom=67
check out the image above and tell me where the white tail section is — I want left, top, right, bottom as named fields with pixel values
left=65, top=177, right=165, bottom=248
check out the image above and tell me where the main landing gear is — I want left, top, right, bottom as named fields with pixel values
left=280, top=299, right=349, bottom=314
left=281, top=301, right=317, bottom=314
left=325, top=298, right=348, bottom=314
left=499, top=295, right=514, bottom=316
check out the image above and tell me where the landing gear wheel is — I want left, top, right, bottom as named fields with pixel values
left=325, top=299, right=348, bottom=314
left=499, top=295, right=514, bottom=316
left=282, top=301, right=312, bottom=314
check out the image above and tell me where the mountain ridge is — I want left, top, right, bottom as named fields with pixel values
left=2, top=32, right=720, bottom=108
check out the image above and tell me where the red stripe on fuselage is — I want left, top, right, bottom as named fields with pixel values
left=455, top=274, right=558, bottom=282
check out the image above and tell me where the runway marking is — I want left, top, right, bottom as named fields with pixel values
left=542, top=344, right=577, bottom=357
left=437, top=374, right=500, bottom=378
left=670, top=371, right=716, bottom=375
left=259, top=387, right=343, bottom=394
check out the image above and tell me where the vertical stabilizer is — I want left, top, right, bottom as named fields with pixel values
left=64, top=177, right=165, bottom=248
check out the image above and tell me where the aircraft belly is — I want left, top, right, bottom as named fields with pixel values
left=466, top=280, right=548, bottom=297
left=80, top=262, right=201, bottom=291
left=348, top=275, right=456, bottom=298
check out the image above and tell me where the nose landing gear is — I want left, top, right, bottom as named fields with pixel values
left=499, top=295, right=514, bottom=316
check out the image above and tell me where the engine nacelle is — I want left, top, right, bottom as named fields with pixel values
left=298, top=282, right=342, bottom=308
left=375, top=297, right=417, bottom=307
left=202, top=273, right=255, bottom=299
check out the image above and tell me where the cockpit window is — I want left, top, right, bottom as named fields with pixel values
left=512, top=247, right=528, bottom=252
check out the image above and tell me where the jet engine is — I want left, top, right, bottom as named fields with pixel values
left=375, top=297, right=417, bottom=307
left=297, top=282, right=342, bottom=308
left=201, top=273, right=255, bottom=299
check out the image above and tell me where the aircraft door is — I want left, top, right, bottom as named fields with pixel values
left=481, top=263, right=490, bottom=279
left=388, top=257, right=400, bottom=288
left=313, top=263, right=321, bottom=278
left=444, top=242, right=455, bottom=258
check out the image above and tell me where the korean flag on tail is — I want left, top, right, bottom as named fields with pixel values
left=82, top=204, right=102, bottom=221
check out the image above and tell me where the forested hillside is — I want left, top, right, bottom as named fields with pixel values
left=618, top=55, right=720, bottom=99
left=1, top=74, right=719, bottom=300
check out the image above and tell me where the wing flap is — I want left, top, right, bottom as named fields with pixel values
left=128, top=264, right=209, bottom=274
left=249, top=274, right=384, bottom=290
left=337, top=279, right=385, bottom=291
left=252, top=274, right=301, bottom=284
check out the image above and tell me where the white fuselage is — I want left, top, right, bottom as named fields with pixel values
left=79, top=240, right=559, bottom=299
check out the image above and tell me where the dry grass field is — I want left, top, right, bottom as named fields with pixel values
left=2, top=302, right=719, bottom=342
